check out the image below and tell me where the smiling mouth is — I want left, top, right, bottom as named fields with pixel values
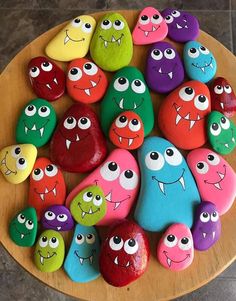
left=163, top=251, right=190, bottom=267
left=23, top=119, right=49, bottom=137
left=175, top=18, right=188, bottom=29
left=108, top=253, right=132, bottom=268
left=204, top=164, right=226, bottom=190
left=74, top=249, right=95, bottom=265
left=34, top=181, right=58, bottom=201
left=114, top=97, right=144, bottom=110
left=73, top=75, right=101, bottom=96
left=173, top=103, right=203, bottom=129
left=34, top=71, right=59, bottom=91
left=99, top=34, right=124, bottom=48
left=38, top=250, right=56, bottom=265
left=78, top=202, right=100, bottom=219
left=1, top=152, right=17, bottom=176
left=138, top=25, right=160, bottom=37
left=192, top=57, right=214, bottom=73
left=59, top=130, right=90, bottom=150
left=153, top=63, right=177, bottom=80
left=112, top=128, right=139, bottom=146
left=64, top=30, right=85, bottom=44
left=14, top=224, right=29, bottom=239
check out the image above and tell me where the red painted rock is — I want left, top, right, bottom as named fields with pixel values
left=67, top=58, right=108, bottom=104
left=210, top=77, right=236, bottom=118
left=50, top=103, right=107, bottom=173
left=99, top=220, right=150, bottom=287
left=28, top=157, right=66, bottom=220
left=158, top=80, right=211, bottom=150
left=109, top=111, right=144, bottom=150
left=28, top=56, right=66, bottom=102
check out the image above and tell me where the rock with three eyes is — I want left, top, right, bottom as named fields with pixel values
left=16, top=98, right=57, bottom=147
left=183, top=41, right=217, bottom=83
left=9, top=207, right=38, bottom=247
left=132, top=6, right=168, bottom=45
left=90, top=12, right=133, bottom=71
left=161, top=8, right=199, bottom=42
left=0, top=144, right=37, bottom=184
left=28, top=157, right=66, bottom=220
left=134, top=137, right=200, bottom=232
left=45, top=15, right=96, bottom=61
left=66, top=148, right=140, bottom=226
left=187, top=148, right=236, bottom=215
left=207, top=111, right=236, bottom=155
left=70, top=185, right=107, bottom=226
left=50, top=103, right=107, bottom=173
left=64, top=224, right=100, bottom=282
left=158, top=80, right=211, bottom=150
left=99, top=220, right=150, bottom=287
left=100, top=66, right=154, bottom=137
left=157, top=223, right=194, bottom=271
left=34, top=229, right=65, bottom=272
left=28, top=57, right=65, bottom=101
left=67, top=58, right=108, bottom=103
left=192, top=201, right=221, bottom=251
left=145, top=41, right=184, bottom=94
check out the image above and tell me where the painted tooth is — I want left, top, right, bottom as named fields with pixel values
left=81, top=211, right=86, bottom=218
left=190, top=120, right=195, bottom=129
left=24, top=126, right=28, bottom=134
left=210, top=63, right=213, bottom=69
left=45, top=188, right=49, bottom=193
left=119, top=98, right=124, bottom=109
left=53, top=78, right=58, bottom=85
left=47, top=252, right=50, bottom=258
left=114, top=202, right=121, bottom=210
left=104, top=41, right=108, bottom=48
left=89, top=207, right=93, bottom=214
left=179, top=176, right=185, bottom=190
left=106, top=192, right=112, bottom=202
left=133, top=102, right=137, bottom=109
left=200, top=67, right=205, bottom=73
left=1, top=158, right=6, bottom=165
left=214, top=182, right=222, bottom=190
left=232, top=137, right=235, bottom=143
left=111, top=35, right=116, bottom=42
left=126, top=261, right=130, bottom=267
left=176, top=23, right=182, bottom=29
left=114, top=256, right=118, bottom=265
left=203, top=232, right=206, bottom=238
left=168, top=72, right=173, bottom=79
left=90, top=80, right=96, bottom=87
left=218, top=172, right=224, bottom=179
left=40, top=193, right=45, bottom=201
left=225, top=143, right=229, bottom=148
left=64, top=36, right=70, bottom=44
left=117, top=38, right=121, bottom=45
left=152, top=26, right=156, bottom=31
left=79, top=257, right=84, bottom=265
left=144, top=31, right=149, bottom=37
left=76, top=134, right=80, bottom=141
left=128, top=139, right=133, bottom=146
left=89, top=256, right=93, bottom=264
left=40, top=256, right=44, bottom=265
left=220, top=102, right=224, bottom=109
left=184, top=25, right=188, bottom=28
left=197, top=114, right=201, bottom=120
left=213, top=231, right=216, bottom=240
left=52, top=188, right=56, bottom=196
left=5, top=170, right=11, bottom=175
left=185, top=113, right=190, bottom=120
left=21, top=234, right=24, bottom=239
left=167, top=258, right=171, bottom=267
left=176, top=106, right=181, bottom=112
left=118, top=136, right=122, bottom=143
left=57, top=226, right=61, bottom=230
left=39, top=127, right=44, bottom=137
left=31, top=124, right=36, bottom=130
left=158, top=67, right=162, bottom=73
left=66, top=139, right=71, bottom=150
left=46, top=83, right=52, bottom=90
left=84, top=89, right=90, bottom=96
left=158, top=181, right=165, bottom=194
left=175, top=114, right=181, bottom=125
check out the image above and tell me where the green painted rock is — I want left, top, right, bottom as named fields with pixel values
left=9, top=207, right=38, bottom=247
left=70, top=185, right=106, bottom=226
left=34, top=229, right=65, bottom=272
left=16, top=98, right=57, bottom=147
left=208, top=111, right=236, bottom=155
left=100, top=66, right=154, bottom=137
left=90, top=12, right=133, bottom=71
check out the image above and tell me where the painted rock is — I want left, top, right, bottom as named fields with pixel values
left=67, top=58, right=108, bottom=104
left=90, top=12, right=133, bottom=71
left=41, top=205, right=74, bottom=231
left=162, top=8, right=199, bottom=42
left=45, top=15, right=96, bottom=61
left=28, top=57, right=65, bottom=101
left=158, top=80, right=211, bottom=150
left=210, top=77, right=236, bottom=118
left=34, top=230, right=65, bottom=272
left=192, top=201, right=221, bottom=251
left=99, top=220, right=150, bottom=287
left=183, top=41, right=217, bottom=83
left=207, top=111, right=236, bottom=155
left=64, top=224, right=100, bottom=282
left=66, top=149, right=140, bottom=226
left=9, top=207, right=37, bottom=247
left=0, top=144, right=37, bottom=184
left=145, top=41, right=184, bottom=94
left=50, top=103, right=107, bottom=173
left=16, top=98, right=57, bottom=147
left=100, top=66, right=154, bottom=137
left=70, top=185, right=106, bottom=226
left=132, top=7, right=168, bottom=45
left=28, top=157, right=66, bottom=220
left=157, top=223, right=194, bottom=271
left=109, top=111, right=144, bottom=150
left=134, top=137, right=200, bottom=232
left=187, top=148, right=236, bottom=215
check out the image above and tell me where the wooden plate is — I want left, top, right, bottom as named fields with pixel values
left=0, top=10, right=236, bottom=301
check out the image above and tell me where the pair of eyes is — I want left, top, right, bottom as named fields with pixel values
left=75, top=233, right=95, bottom=245
left=11, top=146, right=27, bottom=170
left=164, top=10, right=181, bottom=24
left=25, top=105, right=50, bottom=117
left=71, top=18, right=93, bottom=33
left=63, top=116, right=91, bottom=130
left=200, top=211, right=219, bottom=223
left=109, top=236, right=139, bottom=254
left=139, top=13, right=163, bottom=25
left=214, top=85, right=232, bottom=95
left=68, top=62, right=98, bottom=81
left=113, top=77, right=146, bottom=94
left=101, top=19, right=124, bottom=30
left=39, top=236, right=59, bottom=248
left=196, top=153, right=220, bottom=174
left=32, top=164, right=58, bottom=181
left=82, top=191, right=103, bottom=207
left=115, top=115, right=141, bottom=132
left=210, top=116, right=231, bottom=136
left=17, top=214, right=34, bottom=230
left=164, top=234, right=192, bottom=250
left=188, top=46, right=210, bottom=59
left=29, top=62, right=53, bottom=78
left=44, top=211, right=68, bottom=222
left=151, top=48, right=176, bottom=60
left=179, top=87, right=209, bottom=111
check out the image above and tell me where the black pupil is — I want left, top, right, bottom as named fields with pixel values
left=181, top=237, right=189, bottom=244
left=32, top=67, right=37, bottom=72
left=20, top=214, right=25, bottom=219
left=118, top=77, right=126, bottom=85
left=125, top=170, right=133, bottom=179
left=85, top=23, right=91, bottom=28
left=198, top=95, right=206, bottom=103
left=119, top=115, right=127, bottom=123
left=77, top=234, right=82, bottom=240
left=28, top=220, right=33, bottom=225
left=87, top=234, right=93, bottom=239
left=59, top=215, right=64, bottom=218
left=200, top=46, right=206, bottom=51
left=87, top=192, right=93, bottom=197
left=115, top=20, right=121, bottom=26
left=141, top=15, right=148, bottom=20
left=166, top=49, right=172, bottom=54
left=81, top=118, right=88, bottom=124
left=96, top=195, right=101, bottom=200
left=28, top=105, right=34, bottom=111
left=51, top=237, right=56, bottom=243
left=221, top=117, right=226, bottom=123
left=15, top=147, right=21, bottom=155
left=225, top=85, right=230, bottom=89
left=113, top=236, right=121, bottom=244
left=41, top=106, right=47, bottom=112
left=134, top=80, right=141, bottom=86
left=48, top=212, right=53, bottom=216
left=197, top=162, right=204, bottom=169
left=46, top=165, right=53, bottom=172
left=85, top=63, right=92, bottom=70
left=103, top=20, right=109, bottom=25
left=212, top=123, right=219, bottom=130
left=213, top=212, right=217, bottom=217
left=203, top=212, right=208, bottom=218
left=185, top=87, right=193, bottom=95
left=153, top=14, right=159, bottom=19
left=71, top=68, right=78, bottom=75
left=43, top=62, right=49, bottom=67
left=42, top=236, right=47, bottom=242
left=150, top=152, right=159, bottom=160
left=34, top=168, right=41, bottom=175
left=190, top=48, right=197, bottom=53
left=128, top=239, right=136, bottom=247
left=67, top=117, right=74, bottom=124
left=167, top=235, right=175, bottom=242
left=217, top=85, right=222, bottom=89
left=166, top=149, right=174, bottom=156
left=153, top=49, right=160, bottom=56
left=74, top=18, right=80, bottom=23
left=108, top=162, right=118, bottom=171
left=208, top=155, right=214, bottom=161
left=166, top=16, right=171, bottom=20
left=19, top=158, right=25, bottom=165
left=173, top=11, right=177, bottom=14
left=131, top=119, right=138, bottom=125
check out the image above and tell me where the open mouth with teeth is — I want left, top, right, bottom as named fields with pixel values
left=78, top=203, right=100, bottom=219
left=174, top=18, right=188, bottom=29
left=35, top=72, right=60, bottom=91
left=34, top=182, right=58, bottom=201
left=74, top=250, right=95, bottom=265
left=192, top=57, right=214, bottom=73
left=163, top=251, right=190, bottom=267
left=23, top=119, right=49, bottom=138
left=99, top=34, right=124, bottom=48
left=109, top=253, right=132, bottom=268
left=138, top=25, right=160, bottom=37
left=73, top=75, right=101, bottom=96
left=114, top=97, right=144, bottom=110
left=153, top=63, right=177, bottom=80
left=200, top=228, right=216, bottom=240
left=216, top=129, right=235, bottom=149
left=173, top=103, right=203, bottom=129
left=59, top=130, right=90, bottom=150
left=105, top=191, right=131, bottom=210
left=64, top=30, right=85, bottom=44
left=204, top=164, right=226, bottom=190
left=112, top=128, right=139, bottom=147
left=38, top=250, right=56, bottom=265
left=14, top=224, right=30, bottom=239
left=1, top=152, right=17, bottom=176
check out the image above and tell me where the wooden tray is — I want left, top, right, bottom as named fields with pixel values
left=0, top=10, right=236, bottom=301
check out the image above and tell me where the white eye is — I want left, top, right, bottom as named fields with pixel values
left=57, top=214, right=68, bottom=222
left=224, top=85, right=232, bottom=94
left=16, top=157, right=27, bottom=170
left=45, top=164, right=58, bottom=177
left=151, top=14, right=163, bottom=24
left=38, top=106, right=50, bottom=117
left=68, top=67, right=82, bottom=81
left=165, top=15, right=174, bottom=24
left=178, top=237, right=192, bottom=251
left=139, top=15, right=150, bottom=25
left=17, top=213, right=26, bottom=224
left=115, top=115, right=128, bottom=128
left=220, top=116, right=230, bottom=130
left=179, top=86, right=195, bottom=101
left=128, top=119, right=141, bottom=132
left=200, top=212, right=210, bottom=223
left=124, top=238, right=139, bottom=254
left=83, top=62, right=98, bottom=76
left=151, top=49, right=163, bottom=61
left=114, top=77, right=129, bottom=92
left=207, top=153, right=220, bottom=166
left=211, top=211, right=219, bottom=222
left=93, top=195, right=103, bottom=206
left=86, top=234, right=96, bottom=244
left=199, top=46, right=210, bottom=55
left=11, top=146, right=21, bottom=158
left=75, top=234, right=84, bottom=245
left=78, top=117, right=91, bottom=130
left=101, top=19, right=112, bottom=30
left=44, top=211, right=56, bottom=221
left=82, top=22, right=92, bottom=33
left=210, top=122, right=221, bottom=136
left=214, top=85, right=223, bottom=95
left=188, top=48, right=200, bottom=58
left=109, top=236, right=124, bottom=251
left=29, top=66, right=40, bottom=78
left=71, top=18, right=81, bottom=27
left=49, top=237, right=59, bottom=248
left=171, top=10, right=181, bottom=18
left=113, top=20, right=125, bottom=30
left=25, top=220, right=34, bottom=230
left=100, top=161, right=120, bottom=181
left=196, top=161, right=209, bottom=174
left=39, top=236, right=48, bottom=248
left=83, top=191, right=93, bottom=202
left=145, top=151, right=165, bottom=171
left=164, top=48, right=176, bottom=60
left=194, top=95, right=209, bottom=111
left=25, top=105, right=36, bottom=116
left=41, top=62, right=53, bottom=72
left=164, top=234, right=177, bottom=248
left=32, top=168, right=44, bottom=181
left=131, top=79, right=146, bottom=94
left=64, top=116, right=77, bottom=130
left=164, top=147, right=183, bottom=166
left=119, top=170, right=138, bottom=190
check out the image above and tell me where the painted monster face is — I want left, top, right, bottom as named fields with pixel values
left=70, top=185, right=107, bottom=226
left=99, top=220, right=150, bottom=287
left=158, top=80, right=211, bottom=150
left=64, top=224, right=100, bottom=283
left=16, top=98, right=57, bottom=147
left=157, top=223, right=194, bottom=271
